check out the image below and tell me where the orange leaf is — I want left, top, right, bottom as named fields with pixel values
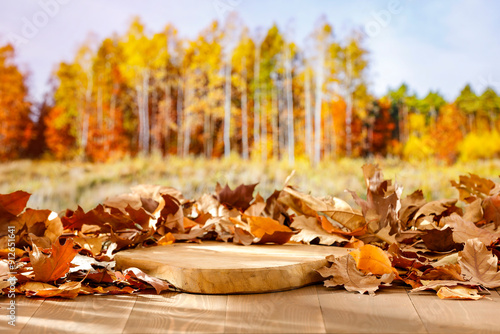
left=0, top=190, right=30, bottom=216
left=157, top=232, right=176, bottom=245
left=247, top=216, right=291, bottom=238
left=350, top=244, right=394, bottom=275
left=246, top=215, right=293, bottom=244
left=30, top=238, right=79, bottom=282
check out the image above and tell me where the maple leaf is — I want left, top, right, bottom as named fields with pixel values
left=282, top=186, right=365, bottom=231
left=61, top=205, right=137, bottom=233
left=246, top=215, right=294, bottom=245
left=442, top=213, right=500, bottom=245
left=122, top=267, right=173, bottom=294
left=217, top=183, right=258, bottom=212
left=23, top=281, right=81, bottom=299
left=450, top=174, right=497, bottom=202
left=30, top=238, right=80, bottom=282
left=482, top=195, right=500, bottom=228
left=350, top=244, right=394, bottom=275
left=290, top=215, right=348, bottom=245
left=458, top=238, right=500, bottom=288
left=436, top=286, right=484, bottom=300
left=317, top=254, right=394, bottom=296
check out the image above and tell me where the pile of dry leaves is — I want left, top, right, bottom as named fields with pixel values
left=1, top=164, right=500, bottom=300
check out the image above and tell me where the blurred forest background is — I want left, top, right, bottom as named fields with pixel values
left=1, top=13, right=499, bottom=211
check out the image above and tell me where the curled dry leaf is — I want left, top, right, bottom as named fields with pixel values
left=399, top=190, right=427, bottom=228
left=317, top=254, right=394, bottom=296
left=157, top=232, right=176, bottom=245
left=420, top=227, right=462, bottom=252
left=463, top=198, right=484, bottom=224
left=482, top=195, right=500, bottom=228
left=122, top=267, right=173, bottom=294
left=442, top=213, right=500, bottom=245
left=410, top=280, right=479, bottom=293
left=421, top=264, right=463, bottom=281
left=350, top=244, right=394, bottom=276
left=30, top=238, right=80, bottom=282
left=0, top=191, right=31, bottom=233
left=282, top=186, right=365, bottom=231
left=17, top=209, right=63, bottom=248
left=436, top=285, right=484, bottom=300
left=458, top=238, right=500, bottom=288
left=246, top=215, right=294, bottom=245
left=290, top=216, right=348, bottom=245
left=412, top=199, right=461, bottom=228
left=244, top=193, right=266, bottom=217
left=23, top=281, right=81, bottom=299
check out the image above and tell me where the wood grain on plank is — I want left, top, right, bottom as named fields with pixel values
left=409, top=288, right=500, bottom=334
left=224, top=285, right=325, bottom=333
left=115, top=242, right=350, bottom=294
left=0, top=296, right=44, bottom=333
left=20, top=294, right=136, bottom=334
left=318, top=285, right=426, bottom=333
left=123, top=292, right=227, bottom=333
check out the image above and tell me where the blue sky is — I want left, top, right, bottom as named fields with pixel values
left=0, top=0, right=499, bottom=103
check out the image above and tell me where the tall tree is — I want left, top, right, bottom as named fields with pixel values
left=455, top=84, right=479, bottom=132
left=311, top=19, right=333, bottom=164
left=0, top=44, right=32, bottom=159
left=339, top=33, right=368, bottom=157
left=479, top=87, right=500, bottom=131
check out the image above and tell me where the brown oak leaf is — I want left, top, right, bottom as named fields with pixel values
left=442, top=213, right=500, bottom=245
left=458, top=238, right=500, bottom=288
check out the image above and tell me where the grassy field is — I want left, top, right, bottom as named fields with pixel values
left=1, top=156, right=500, bottom=213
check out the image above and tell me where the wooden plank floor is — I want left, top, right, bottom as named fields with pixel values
left=2, top=285, right=500, bottom=333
